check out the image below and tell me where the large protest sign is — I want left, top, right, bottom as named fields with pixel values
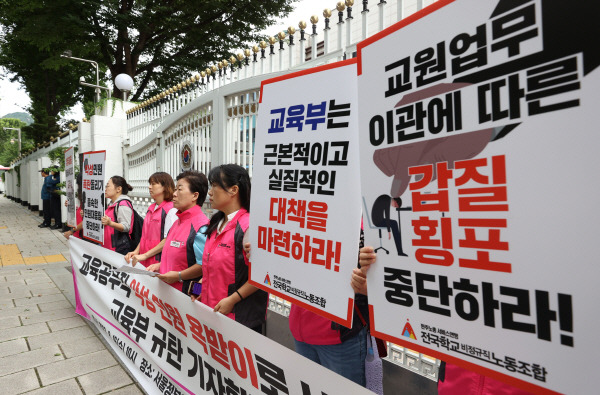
left=356, top=0, right=599, bottom=393
left=69, top=237, right=372, bottom=395
left=82, top=151, right=106, bottom=243
left=65, top=147, right=76, bottom=227
left=249, top=60, right=362, bottom=326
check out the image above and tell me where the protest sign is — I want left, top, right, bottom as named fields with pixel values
left=69, top=237, right=372, bottom=395
left=82, top=150, right=106, bottom=243
left=65, top=147, right=76, bottom=227
left=356, top=0, right=599, bottom=393
left=249, top=60, right=362, bottom=326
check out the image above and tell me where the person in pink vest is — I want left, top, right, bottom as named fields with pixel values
left=125, top=172, right=178, bottom=268
left=287, top=229, right=369, bottom=387
left=437, top=363, right=533, bottom=395
left=63, top=204, right=83, bottom=240
left=147, top=171, right=209, bottom=295
left=101, top=176, right=135, bottom=254
left=242, top=229, right=370, bottom=386
left=194, top=164, right=268, bottom=333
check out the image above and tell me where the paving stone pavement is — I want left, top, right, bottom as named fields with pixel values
left=0, top=196, right=144, bottom=394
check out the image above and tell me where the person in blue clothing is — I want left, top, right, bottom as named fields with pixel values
left=49, top=166, right=62, bottom=229
left=39, top=169, right=59, bottom=228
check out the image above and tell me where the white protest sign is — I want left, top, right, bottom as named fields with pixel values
left=69, top=237, right=372, bottom=395
left=82, top=151, right=106, bottom=243
left=357, top=0, right=599, bottom=393
left=64, top=147, right=76, bottom=227
left=249, top=60, right=362, bottom=326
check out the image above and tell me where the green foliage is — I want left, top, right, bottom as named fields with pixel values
left=1, top=112, right=33, bottom=125
left=47, top=146, right=67, bottom=169
left=96, top=97, right=124, bottom=117
left=0, top=118, right=25, bottom=135
left=0, top=34, right=96, bottom=144
left=0, top=118, right=32, bottom=166
left=0, top=0, right=298, bottom=136
left=54, top=181, right=67, bottom=196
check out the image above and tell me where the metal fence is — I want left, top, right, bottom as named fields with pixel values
left=123, top=0, right=441, bottom=381
left=124, top=0, right=436, bottom=212
left=6, top=0, right=441, bottom=381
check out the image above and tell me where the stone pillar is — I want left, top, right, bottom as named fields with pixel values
left=86, top=99, right=135, bottom=181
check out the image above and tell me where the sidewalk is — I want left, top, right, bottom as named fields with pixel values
left=0, top=196, right=144, bottom=394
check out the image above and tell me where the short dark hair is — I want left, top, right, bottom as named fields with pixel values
left=149, top=172, right=175, bottom=201
left=110, top=176, right=133, bottom=195
left=176, top=171, right=208, bottom=206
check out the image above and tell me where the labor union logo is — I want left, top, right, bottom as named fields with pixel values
left=180, top=141, right=193, bottom=171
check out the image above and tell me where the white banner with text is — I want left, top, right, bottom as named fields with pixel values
left=70, top=237, right=371, bottom=395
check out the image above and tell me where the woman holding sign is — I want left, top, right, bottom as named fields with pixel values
left=125, top=172, right=178, bottom=268
left=101, top=176, right=135, bottom=254
left=147, top=171, right=209, bottom=295
left=193, top=164, right=268, bottom=333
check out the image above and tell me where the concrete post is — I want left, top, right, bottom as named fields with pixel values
left=29, top=159, right=41, bottom=211
left=85, top=99, right=136, bottom=182
left=20, top=161, right=29, bottom=206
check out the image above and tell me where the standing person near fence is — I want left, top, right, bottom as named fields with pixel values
left=242, top=232, right=372, bottom=387
left=125, top=172, right=178, bottom=268
left=193, top=164, right=268, bottom=333
left=101, top=176, right=135, bottom=254
left=39, top=169, right=58, bottom=228
left=146, top=171, right=209, bottom=295
left=49, top=166, right=62, bottom=229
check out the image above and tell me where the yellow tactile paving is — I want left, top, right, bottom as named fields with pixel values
left=0, top=244, right=25, bottom=266
left=43, top=254, right=67, bottom=263
left=0, top=226, right=7, bottom=229
left=24, top=256, right=47, bottom=265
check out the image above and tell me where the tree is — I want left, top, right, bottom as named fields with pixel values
left=0, top=14, right=98, bottom=144
left=0, top=118, right=32, bottom=166
left=0, top=0, right=297, bottom=103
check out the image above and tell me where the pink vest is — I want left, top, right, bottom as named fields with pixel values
left=74, top=206, right=83, bottom=239
left=289, top=305, right=341, bottom=345
left=139, top=200, right=174, bottom=267
left=102, top=199, right=133, bottom=251
left=438, top=364, right=533, bottom=395
left=201, top=209, right=249, bottom=320
left=159, top=204, right=208, bottom=292
left=289, top=223, right=365, bottom=345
